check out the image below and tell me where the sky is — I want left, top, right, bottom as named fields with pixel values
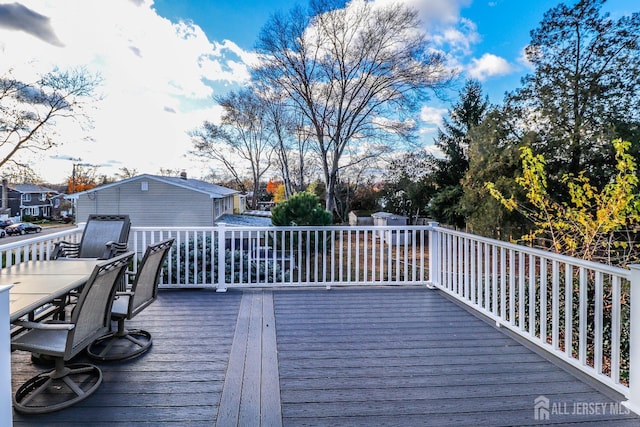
left=0, top=0, right=635, bottom=184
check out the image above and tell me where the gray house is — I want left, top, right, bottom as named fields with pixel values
left=0, top=181, right=62, bottom=220
left=70, top=173, right=239, bottom=227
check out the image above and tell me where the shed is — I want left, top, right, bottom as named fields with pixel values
left=371, top=212, right=407, bottom=226
left=371, top=212, right=410, bottom=245
left=348, top=210, right=374, bottom=226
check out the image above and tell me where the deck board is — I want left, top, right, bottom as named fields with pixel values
left=272, top=288, right=638, bottom=426
left=217, top=290, right=283, bottom=427
left=9, top=287, right=640, bottom=426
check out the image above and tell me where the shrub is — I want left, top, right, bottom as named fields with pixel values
left=166, top=235, right=290, bottom=285
left=271, top=191, right=333, bottom=226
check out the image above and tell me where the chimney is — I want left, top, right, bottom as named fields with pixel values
left=180, top=170, right=187, bottom=180
left=1, top=178, right=7, bottom=213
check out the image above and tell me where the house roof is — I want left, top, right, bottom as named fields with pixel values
left=68, top=174, right=239, bottom=199
left=9, top=184, right=59, bottom=194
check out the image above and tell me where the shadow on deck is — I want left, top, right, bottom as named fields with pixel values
left=11, top=287, right=640, bottom=426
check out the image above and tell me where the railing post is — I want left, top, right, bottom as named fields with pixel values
left=0, top=285, right=12, bottom=425
left=624, top=265, right=640, bottom=414
left=216, top=223, right=228, bottom=292
left=427, top=222, right=439, bottom=289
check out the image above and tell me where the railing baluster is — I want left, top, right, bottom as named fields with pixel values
left=579, top=267, right=588, bottom=365
left=565, top=264, right=573, bottom=359
left=518, top=253, right=525, bottom=331
left=552, top=260, right=560, bottom=350
left=470, top=240, right=476, bottom=304
left=540, top=258, right=548, bottom=344
left=216, top=225, right=226, bottom=291
left=363, top=229, right=368, bottom=283
left=611, top=275, right=621, bottom=384
left=484, top=243, right=490, bottom=310
left=500, top=247, right=506, bottom=319
left=594, top=271, right=604, bottom=374
left=492, top=245, right=498, bottom=316
left=529, top=254, right=536, bottom=336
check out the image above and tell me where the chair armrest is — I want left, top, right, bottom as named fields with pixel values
left=51, top=241, right=81, bottom=259
left=101, top=241, right=129, bottom=259
left=13, top=320, right=75, bottom=331
left=115, top=290, right=134, bottom=298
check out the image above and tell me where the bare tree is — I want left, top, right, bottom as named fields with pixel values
left=114, top=167, right=138, bottom=180
left=291, top=120, right=315, bottom=192
left=257, top=84, right=314, bottom=199
left=0, top=67, right=101, bottom=175
left=254, top=0, right=454, bottom=213
left=157, top=168, right=183, bottom=177
left=190, top=89, right=273, bottom=209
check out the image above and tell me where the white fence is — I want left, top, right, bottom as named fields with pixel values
left=130, top=224, right=429, bottom=289
left=0, top=222, right=638, bottom=413
left=428, top=225, right=639, bottom=414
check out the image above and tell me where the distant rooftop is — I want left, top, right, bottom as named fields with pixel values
left=216, top=213, right=272, bottom=227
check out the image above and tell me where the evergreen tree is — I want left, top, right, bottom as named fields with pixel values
left=508, top=0, right=640, bottom=187
left=429, top=80, right=489, bottom=228
left=460, top=107, right=526, bottom=239
left=271, top=191, right=333, bottom=226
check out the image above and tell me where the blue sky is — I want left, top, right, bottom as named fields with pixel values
left=0, top=0, right=635, bottom=183
left=152, top=0, right=634, bottom=103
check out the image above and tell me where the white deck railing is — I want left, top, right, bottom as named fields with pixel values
left=130, top=224, right=429, bottom=289
left=0, top=222, right=638, bottom=413
left=428, top=223, right=639, bottom=414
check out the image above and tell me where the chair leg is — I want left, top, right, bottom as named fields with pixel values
left=13, top=359, right=103, bottom=414
left=87, top=319, right=153, bottom=361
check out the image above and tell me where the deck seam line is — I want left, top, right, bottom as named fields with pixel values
left=261, top=290, right=283, bottom=426
left=216, top=291, right=252, bottom=426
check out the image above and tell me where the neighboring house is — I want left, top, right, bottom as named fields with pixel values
left=0, top=180, right=61, bottom=220
left=70, top=173, right=240, bottom=226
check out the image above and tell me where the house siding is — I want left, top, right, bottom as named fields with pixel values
left=2, top=185, right=61, bottom=219
left=76, top=178, right=222, bottom=227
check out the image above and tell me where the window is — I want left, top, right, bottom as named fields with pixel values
left=22, top=194, right=31, bottom=202
left=141, top=181, right=149, bottom=191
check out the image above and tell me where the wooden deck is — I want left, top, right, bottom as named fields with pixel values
left=10, top=287, right=640, bottom=426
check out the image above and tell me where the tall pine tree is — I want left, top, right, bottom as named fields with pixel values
left=429, top=79, right=489, bottom=228
left=508, top=0, right=640, bottom=187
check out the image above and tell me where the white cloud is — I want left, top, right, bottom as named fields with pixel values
left=420, top=105, right=448, bottom=128
left=373, top=0, right=472, bottom=26
left=431, top=18, right=479, bottom=55
left=368, top=0, right=477, bottom=56
left=0, top=0, right=254, bottom=183
left=517, top=45, right=535, bottom=70
left=467, top=53, right=513, bottom=80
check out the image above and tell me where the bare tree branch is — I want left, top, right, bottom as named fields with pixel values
left=254, top=0, right=455, bottom=212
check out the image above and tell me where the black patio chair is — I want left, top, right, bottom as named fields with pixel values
left=87, top=238, right=175, bottom=361
left=11, top=251, right=134, bottom=414
left=51, top=214, right=131, bottom=260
